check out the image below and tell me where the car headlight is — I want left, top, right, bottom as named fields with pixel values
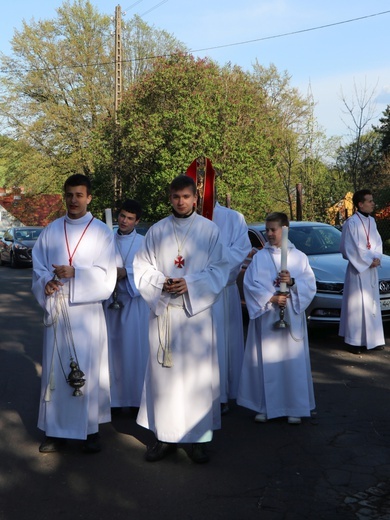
left=316, top=281, right=344, bottom=294
left=14, top=243, right=28, bottom=250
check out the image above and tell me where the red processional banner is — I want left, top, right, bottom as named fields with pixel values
left=185, top=156, right=216, bottom=221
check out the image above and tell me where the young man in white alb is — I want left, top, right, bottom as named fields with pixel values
left=339, top=189, right=385, bottom=354
left=32, top=174, right=116, bottom=453
left=133, top=175, right=229, bottom=463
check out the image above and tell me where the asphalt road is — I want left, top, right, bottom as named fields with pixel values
left=1, top=266, right=390, bottom=520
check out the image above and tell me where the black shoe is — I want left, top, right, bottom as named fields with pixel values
left=145, top=441, right=176, bottom=462
left=83, top=433, right=101, bottom=453
left=191, top=443, right=210, bottom=464
left=348, top=346, right=365, bottom=355
left=39, top=436, right=66, bottom=453
left=371, top=345, right=385, bottom=351
left=129, top=406, right=140, bottom=418
left=111, top=407, right=123, bottom=415
left=220, top=403, right=230, bottom=416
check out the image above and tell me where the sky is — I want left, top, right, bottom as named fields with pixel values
left=1, top=0, right=390, bottom=140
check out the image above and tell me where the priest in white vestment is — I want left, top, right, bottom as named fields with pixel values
left=103, top=199, right=149, bottom=410
left=339, top=189, right=385, bottom=353
left=133, top=175, right=229, bottom=463
left=237, top=212, right=316, bottom=424
left=212, top=202, right=251, bottom=414
left=32, top=174, right=116, bottom=453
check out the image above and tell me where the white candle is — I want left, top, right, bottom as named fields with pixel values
left=105, top=208, right=113, bottom=230
left=280, top=225, right=288, bottom=292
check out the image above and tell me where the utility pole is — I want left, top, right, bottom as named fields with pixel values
left=114, top=4, right=122, bottom=118
left=113, top=4, right=122, bottom=204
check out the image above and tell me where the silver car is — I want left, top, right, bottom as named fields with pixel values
left=239, top=221, right=390, bottom=327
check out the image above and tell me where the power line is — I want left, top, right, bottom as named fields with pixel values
left=123, top=0, right=169, bottom=18
left=123, top=1, right=145, bottom=12
left=140, top=0, right=169, bottom=17
left=188, top=9, right=390, bottom=54
left=0, top=8, right=389, bottom=75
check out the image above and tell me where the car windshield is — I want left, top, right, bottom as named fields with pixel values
left=15, top=228, right=43, bottom=240
left=261, top=225, right=342, bottom=255
left=288, top=226, right=342, bottom=255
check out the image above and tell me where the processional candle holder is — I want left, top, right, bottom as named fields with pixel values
left=274, top=292, right=289, bottom=329
left=274, top=225, right=289, bottom=330
left=67, top=361, right=86, bottom=396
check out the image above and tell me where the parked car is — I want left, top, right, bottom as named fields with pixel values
left=0, top=226, right=43, bottom=267
left=238, top=221, right=390, bottom=327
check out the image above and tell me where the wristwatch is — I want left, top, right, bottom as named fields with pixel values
left=288, top=278, right=295, bottom=287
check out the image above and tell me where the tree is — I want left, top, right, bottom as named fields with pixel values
left=0, top=135, right=57, bottom=192
left=374, top=105, right=390, bottom=156
left=0, top=1, right=329, bottom=221
left=94, top=54, right=280, bottom=222
left=335, top=130, right=382, bottom=192
left=94, top=55, right=325, bottom=223
left=0, top=0, right=185, bottom=195
left=252, top=64, right=323, bottom=220
left=296, top=86, right=346, bottom=222
left=339, top=80, right=378, bottom=190
left=338, top=85, right=390, bottom=211
left=121, top=15, right=186, bottom=84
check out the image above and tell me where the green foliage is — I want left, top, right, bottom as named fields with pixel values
left=0, top=0, right=343, bottom=225
left=121, top=15, right=187, bottom=84
left=0, top=0, right=185, bottom=198
left=335, top=130, right=382, bottom=192
left=95, top=54, right=304, bottom=222
left=303, top=161, right=350, bottom=223
left=0, top=0, right=113, bottom=184
left=0, top=135, right=62, bottom=192
left=374, top=106, right=390, bottom=156
left=93, top=54, right=333, bottom=224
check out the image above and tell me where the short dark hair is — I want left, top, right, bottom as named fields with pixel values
left=265, top=212, right=289, bottom=227
left=353, top=189, right=372, bottom=208
left=118, top=199, right=142, bottom=220
left=170, top=175, right=197, bottom=195
left=64, top=174, right=92, bottom=195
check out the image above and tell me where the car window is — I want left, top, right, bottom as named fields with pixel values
left=30, top=228, right=43, bottom=239
left=11, top=228, right=43, bottom=240
left=288, top=226, right=341, bottom=255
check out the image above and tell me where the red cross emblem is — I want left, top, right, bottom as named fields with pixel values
left=174, top=255, right=185, bottom=268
